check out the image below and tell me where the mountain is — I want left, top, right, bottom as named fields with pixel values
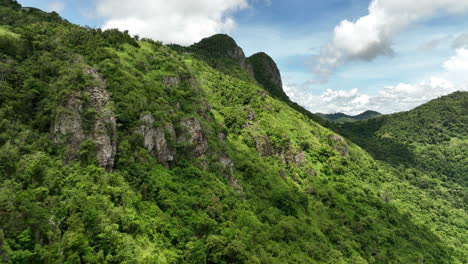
left=318, top=111, right=382, bottom=123
left=0, top=1, right=466, bottom=263
left=339, top=92, right=468, bottom=185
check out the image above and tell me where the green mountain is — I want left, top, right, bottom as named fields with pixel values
left=339, top=92, right=468, bottom=185
left=0, top=1, right=466, bottom=263
left=317, top=111, right=382, bottom=124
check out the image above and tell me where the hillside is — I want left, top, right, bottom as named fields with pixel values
left=0, top=1, right=466, bottom=263
left=340, top=92, right=468, bottom=185
left=317, top=111, right=382, bottom=124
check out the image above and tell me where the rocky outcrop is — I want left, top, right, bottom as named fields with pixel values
left=177, top=118, right=208, bottom=157
left=136, top=114, right=176, bottom=167
left=254, top=136, right=273, bottom=157
left=247, top=52, right=288, bottom=100
left=220, top=157, right=242, bottom=193
left=293, top=150, right=306, bottom=166
left=278, top=149, right=307, bottom=167
left=162, top=76, right=181, bottom=87
left=227, top=45, right=254, bottom=76
left=329, top=134, right=349, bottom=157
left=53, top=67, right=117, bottom=171
left=308, top=169, right=317, bottom=177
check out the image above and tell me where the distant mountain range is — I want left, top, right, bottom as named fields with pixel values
left=316, top=110, right=382, bottom=123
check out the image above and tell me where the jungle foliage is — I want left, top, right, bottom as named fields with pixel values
left=0, top=1, right=466, bottom=263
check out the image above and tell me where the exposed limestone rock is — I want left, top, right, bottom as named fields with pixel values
left=308, top=169, right=317, bottom=177
left=329, top=134, right=349, bottom=157
left=177, top=118, right=208, bottom=157
left=163, top=76, right=180, bottom=87
left=255, top=136, right=273, bottom=157
left=53, top=67, right=117, bottom=171
left=52, top=95, right=85, bottom=161
left=294, top=151, right=306, bottom=166
left=247, top=109, right=255, bottom=122
left=136, top=114, right=176, bottom=167
left=278, top=149, right=306, bottom=167
left=227, top=45, right=255, bottom=76
left=220, top=157, right=243, bottom=193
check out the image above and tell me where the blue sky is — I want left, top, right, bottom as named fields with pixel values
left=16, top=0, right=468, bottom=114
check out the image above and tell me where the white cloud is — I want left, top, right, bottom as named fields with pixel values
left=444, top=48, right=468, bottom=73
left=314, top=0, right=468, bottom=81
left=289, top=48, right=468, bottom=114
left=48, top=1, right=65, bottom=12
left=94, top=0, right=249, bottom=45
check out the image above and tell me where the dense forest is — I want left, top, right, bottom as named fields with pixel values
left=0, top=1, right=466, bottom=263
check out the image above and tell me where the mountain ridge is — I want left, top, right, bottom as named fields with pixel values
left=317, top=110, right=382, bottom=123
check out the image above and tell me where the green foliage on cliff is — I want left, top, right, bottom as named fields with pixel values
left=0, top=2, right=466, bottom=263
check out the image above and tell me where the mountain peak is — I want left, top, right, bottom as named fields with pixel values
left=191, top=34, right=239, bottom=53
left=248, top=52, right=287, bottom=100
left=190, top=34, right=254, bottom=77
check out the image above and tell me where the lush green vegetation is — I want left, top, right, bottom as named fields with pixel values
left=340, top=92, right=468, bottom=185
left=0, top=1, right=466, bottom=263
left=317, top=111, right=382, bottom=124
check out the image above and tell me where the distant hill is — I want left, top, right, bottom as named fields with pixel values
left=340, top=92, right=468, bottom=185
left=317, top=110, right=382, bottom=123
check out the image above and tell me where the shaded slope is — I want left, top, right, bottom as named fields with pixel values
left=247, top=52, right=287, bottom=100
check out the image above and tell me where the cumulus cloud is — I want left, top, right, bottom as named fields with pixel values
left=94, top=0, right=249, bottom=45
left=48, top=1, right=65, bottom=12
left=314, top=0, right=468, bottom=81
left=289, top=48, right=468, bottom=114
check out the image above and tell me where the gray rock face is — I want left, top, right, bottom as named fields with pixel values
left=177, top=118, right=208, bottom=157
left=255, top=136, right=273, bottom=157
left=329, top=134, right=349, bottom=157
left=247, top=109, right=255, bottom=122
left=163, top=76, right=180, bottom=87
left=279, top=149, right=307, bottom=167
left=53, top=67, right=117, bottom=171
left=227, top=46, right=255, bottom=77
left=293, top=151, right=306, bottom=166
left=136, top=114, right=176, bottom=167
left=308, top=169, right=317, bottom=177
left=52, top=95, right=85, bottom=160
left=220, top=157, right=242, bottom=193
